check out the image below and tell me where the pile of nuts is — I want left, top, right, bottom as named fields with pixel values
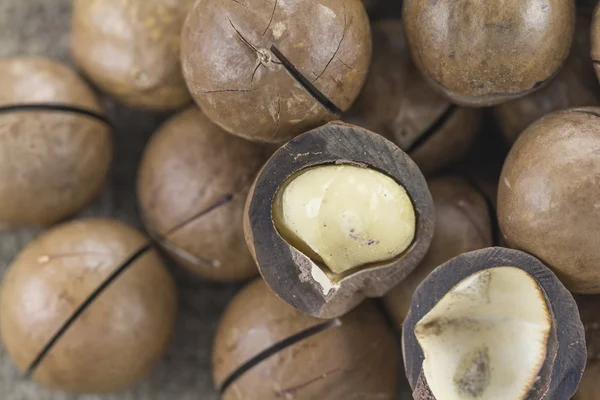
left=0, top=0, right=599, bottom=399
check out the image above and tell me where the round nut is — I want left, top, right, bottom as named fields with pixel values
left=0, top=57, right=112, bottom=228
left=72, top=0, right=193, bottom=111
left=0, top=218, right=177, bottom=393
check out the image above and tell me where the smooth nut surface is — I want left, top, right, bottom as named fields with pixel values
left=181, top=0, right=372, bottom=142
left=72, top=0, right=193, bottom=110
left=273, top=164, right=416, bottom=274
left=403, top=0, right=575, bottom=106
left=0, top=57, right=112, bottom=228
left=0, top=218, right=177, bottom=393
left=498, top=108, right=600, bottom=293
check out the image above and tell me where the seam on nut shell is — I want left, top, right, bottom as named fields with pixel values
left=0, top=103, right=112, bottom=127
left=270, top=45, right=343, bottom=115
left=406, top=105, right=457, bottom=154
left=464, top=177, right=500, bottom=246
left=24, top=243, right=154, bottom=377
left=219, top=318, right=342, bottom=394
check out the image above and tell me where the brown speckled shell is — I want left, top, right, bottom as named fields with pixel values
left=0, top=218, right=177, bottom=393
left=0, top=57, right=112, bottom=228
left=72, top=0, right=193, bottom=111
left=181, top=0, right=372, bottom=143
left=498, top=108, right=600, bottom=293
left=403, top=0, right=575, bottom=106
left=496, top=14, right=600, bottom=143
left=383, top=176, right=493, bottom=328
left=346, top=20, right=482, bottom=175
left=213, top=279, right=398, bottom=400
left=137, top=107, right=268, bottom=282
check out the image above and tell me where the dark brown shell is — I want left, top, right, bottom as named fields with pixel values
left=72, top=0, right=193, bottom=111
left=181, top=0, right=372, bottom=143
left=496, top=13, right=600, bottom=143
left=0, top=218, right=177, bottom=393
left=498, top=108, right=600, bottom=293
left=213, top=279, right=399, bottom=400
left=0, top=57, right=112, bottom=228
left=402, top=247, right=586, bottom=400
left=383, top=175, right=493, bottom=328
left=403, top=0, right=575, bottom=106
left=137, top=107, right=268, bottom=282
left=244, top=121, right=435, bottom=318
left=573, top=295, right=600, bottom=400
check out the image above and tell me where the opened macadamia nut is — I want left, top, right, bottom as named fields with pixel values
left=213, top=279, right=398, bottom=400
left=383, top=176, right=493, bottom=327
left=244, top=122, right=434, bottom=318
left=72, top=0, right=193, bottom=111
left=346, top=20, right=482, bottom=174
left=496, top=14, right=600, bottom=143
left=138, top=107, right=268, bottom=282
left=181, top=0, right=372, bottom=143
left=0, top=57, right=112, bottom=228
left=0, top=218, right=177, bottom=393
left=403, top=0, right=575, bottom=106
left=403, top=248, right=586, bottom=400
left=498, top=108, right=600, bottom=293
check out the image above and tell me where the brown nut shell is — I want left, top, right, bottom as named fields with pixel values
left=403, top=0, right=575, bottom=106
left=383, top=175, right=493, bottom=328
left=498, top=108, right=600, bottom=293
left=213, top=279, right=398, bottom=400
left=496, top=13, right=600, bottom=143
left=0, top=218, right=177, bottom=393
left=572, top=295, right=600, bottom=400
left=0, top=57, right=112, bottom=228
left=244, top=122, right=435, bottom=318
left=403, top=247, right=586, bottom=400
left=181, top=0, right=372, bottom=143
left=137, top=107, right=268, bottom=282
left=346, top=20, right=482, bottom=175
left=72, top=0, right=193, bottom=111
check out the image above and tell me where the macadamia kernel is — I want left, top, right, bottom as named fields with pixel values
left=273, top=165, right=416, bottom=274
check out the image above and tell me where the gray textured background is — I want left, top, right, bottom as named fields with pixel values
left=0, top=1, right=410, bottom=399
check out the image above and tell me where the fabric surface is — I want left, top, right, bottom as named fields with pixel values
left=0, top=1, right=410, bottom=399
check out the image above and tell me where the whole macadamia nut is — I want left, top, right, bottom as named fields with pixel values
left=213, top=279, right=398, bottom=400
left=572, top=295, right=600, bottom=400
left=72, top=0, right=193, bottom=111
left=346, top=20, right=482, bottom=174
left=181, top=0, right=372, bottom=143
left=498, top=108, right=600, bottom=293
left=0, top=218, right=177, bottom=393
left=383, top=176, right=493, bottom=328
left=138, top=107, right=268, bottom=282
left=0, top=57, right=112, bottom=228
left=496, top=14, right=600, bottom=143
left=403, top=0, right=575, bottom=106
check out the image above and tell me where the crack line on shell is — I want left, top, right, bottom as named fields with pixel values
left=405, top=105, right=457, bottom=154
left=270, top=45, right=342, bottom=115
left=230, top=0, right=246, bottom=7
left=197, top=88, right=256, bottom=94
left=0, top=103, right=112, bottom=127
left=275, top=368, right=349, bottom=398
left=219, top=318, right=342, bottom=394
left=312, top=5, right=347, bottom=84
left=229, top=19, right=259, bottom=53
left=464, top=177, right=500, bottom=247
left=25, top=243, right=154, bottom=377
left=261, top=0, right=278, bottom=37
left=163, top=194, right=234, bottom=237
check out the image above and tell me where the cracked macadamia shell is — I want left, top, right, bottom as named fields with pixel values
left=383, top=176, right=493, bottom=328
left=181, top=0, right=372, bottom=143
left=346, top=20, right=482, bottom=175
left=137, top=106, right=268, bottom=282
left=213, top=279, right=398, bottom=400
left=402, top=248, right=586, bottom=400
left=402, top=0, right=575, bottom=106
left=573, top=295, right=600, bottom=400
left=0, top=57, right=112, bottom=229
left=244, top=122, right=434, bottom=318
left=72, top=0, right=193, bottom=111
left=0, top=218, right=177, bottom=394
left=496, top=14, right=600, bottom=143
left=498, top=108, right=600, bottom=293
